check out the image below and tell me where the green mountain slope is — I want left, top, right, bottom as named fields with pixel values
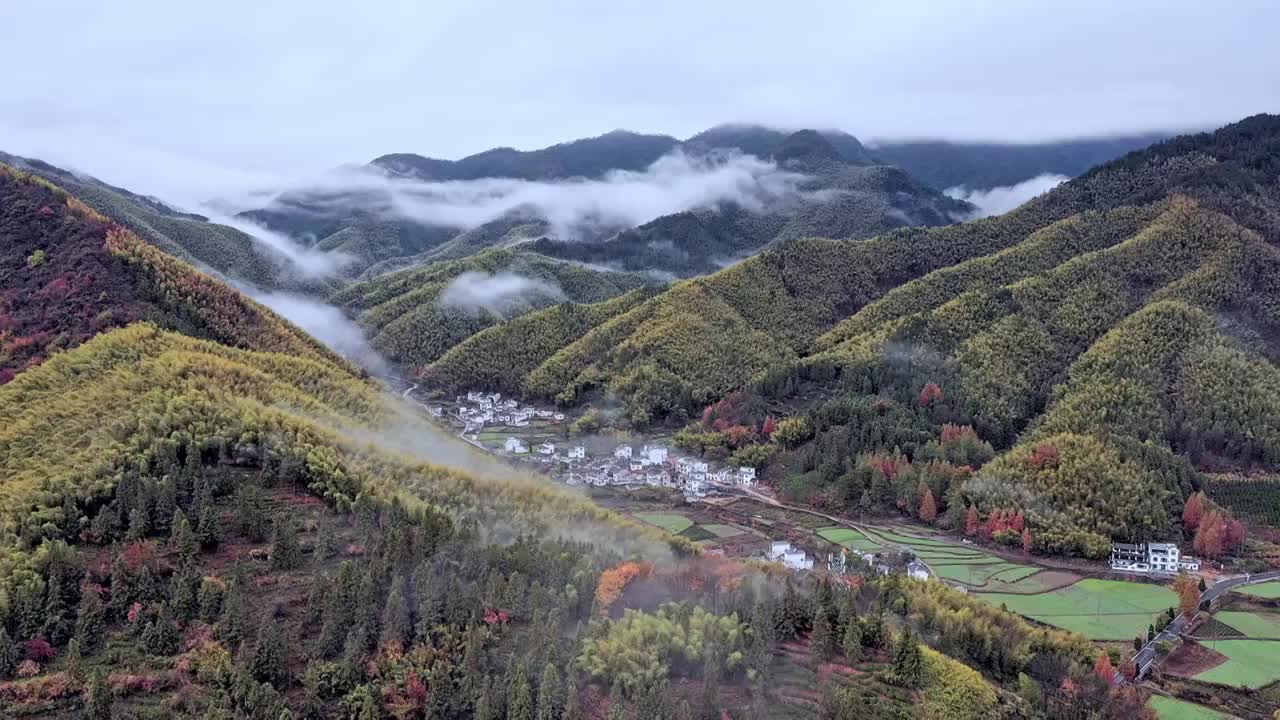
left=330, top=249, right=652, bottom=370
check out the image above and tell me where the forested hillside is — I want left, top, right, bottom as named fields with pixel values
left=330, top=249, right=652, bottom=370
left=0, top=169, right=1143, bottom=719
left=0, top=164, right=341, bottom=382
left=429, top=115, right=1280, bottom=556
left=0, top=153, right=331, bottom=294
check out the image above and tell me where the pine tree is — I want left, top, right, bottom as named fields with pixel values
left=252, top=614, right=289, bottom=687
left=170, top=509, right=197, bottom=566
left=747, top=602, right=775, bottom=680
left=84, top=670, right=114, bottom=720
left=198, top=579, right=224, bottom=623
left=220, top=582, right=249, bottom=650
left=891, top=628, right=923, bottom=687
left=563, top=673, right=582, bottom=720
left=74, top=589, right=106, bottom=652
left=143, top=608, right=180, bottom=655
left=810, top=601, right=836, bottom=660
left=170, top=566, right=200, bottom=621
left=381, top=575, right=413, bottom=648
left=0, top=628, right=17, bottom=679
left=536, top=662, right=562, bottom=720
left=109, top=554, right=132, bottom=617
left=126, top=506, right=150, bottom=541
left=919, top=486, right=938, bottom=523
left=842, top=615, right=863, bottom=662
left=508, top=665, right=534, bottom=720
left=700, top=646, right=721, bottom=720
left=41, top=568, right=73, bottom=645
left=65, top=637, right=84, bottom=683
left=197, top=500, right=222, bottom=550
left=270, top=518, right=302, bottom=571
left=606, top=683, right=626, bottom=720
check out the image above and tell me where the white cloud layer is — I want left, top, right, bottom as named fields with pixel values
left=437, top=272, right=566, bottom=318
left=945, top=173, right=1070, bottom=218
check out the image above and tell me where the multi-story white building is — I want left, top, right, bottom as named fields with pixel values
left=614, top=445, right=633, bottom=460
left=1110, top=542, right=1199, bottom=574
left=568, top=446, right=586, bottom=459
left=643, top=445, right=668, bottom=464
left=504, top=437, right=528, bottom=454
left=736, top=466, right=757, bottom=485
left=537, top=442, right=556, bottom=455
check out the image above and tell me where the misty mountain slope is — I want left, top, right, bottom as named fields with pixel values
left=430, top=115, right=1280, bottom=435
left=526, top=139, right=971, bottom=278
left=0, top=163, right=343, bottom=382
left=240, top=126, right=970, bottom=281
left=372, top=129, right=681, bottom=181
left=0, top=151, right=331, bottom=294
left=330, top=248, right=652, bottom=369
left=870, top=132, right=1171, bottom=190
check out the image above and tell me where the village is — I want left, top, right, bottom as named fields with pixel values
left=438, top=390, right=760, bottom=500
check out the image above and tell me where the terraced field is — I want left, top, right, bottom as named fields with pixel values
left=1213, top=611, right=1280, bottom=639
left=1192, top=640, right=1280, bottom=688
left=635, top=512, right=694, bottom=534
left=980, top=579, right=1177, bottom=639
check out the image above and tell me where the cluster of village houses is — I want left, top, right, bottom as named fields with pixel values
left=440, top=391, right=758, bottom=500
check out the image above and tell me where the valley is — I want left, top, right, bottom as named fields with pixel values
left=3, top=108, right=1280, bottom=720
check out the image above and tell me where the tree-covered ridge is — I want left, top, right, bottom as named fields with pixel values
left=329, top=248, right=652, bottom=370
left=0, top=164, right=341, bottom=383
left=0, top=322, right=672, bottom=597
left=0, top=152, right=331, bottom=294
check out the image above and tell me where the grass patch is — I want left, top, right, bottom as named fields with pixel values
left=816, top=526, right=882, bottom=551
left=1193, top=640, right=1280, bottom=688
left=1236, top=580, right=1280, bottom=599
left=1148, top=695, right=1234, bottom=719
left=988, top=566, right=1041, bottom=583
left=924, top=556, right=1007, bottom=566
left=864, top=528, right=958, bottom=548
left=978, top=578, right=1177, bottom=639
left=1214, top=611, right=1280, bottom=639
left=933, top=562, right=1024, bottom=586
left=635, top=513, right=693, bottom=534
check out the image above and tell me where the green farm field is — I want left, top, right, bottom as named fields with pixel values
left=979, top=578, right=1176, bottom=639
left=1148, top=695, right=1236, bottom=720
left=1213, top=611, right=1280, bottom=639
left=1193, top=640, right=1280, bottom=688
left=1235, top=580, right=1280, bottom=599
left=635, top=513, right=693, bottom=534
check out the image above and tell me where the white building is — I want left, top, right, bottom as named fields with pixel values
left=429, top=406, right=444, bottom=417
left=614, top=445, right=633, bottom=460
left=643, top=445, right=668, bottom=464
left=736, top=466, right=757, bottom=485
left=537, top=442, right=556, bottom=455
left=553, top=413, right=566, bottom=421
left=1110, top=542, right=1195, bottom=574
left=907, top=560, right=931, bottom=581
left=768, top=541, right=813, bottom=571
left=568, top=446, right=586, bottom=459
left=503, top=437, right=528, bottom=454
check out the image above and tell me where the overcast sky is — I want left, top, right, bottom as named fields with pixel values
left=2, top=1, right=1276, bottom=206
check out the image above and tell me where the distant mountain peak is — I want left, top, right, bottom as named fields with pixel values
left=772, top=129, right=842, bottom=164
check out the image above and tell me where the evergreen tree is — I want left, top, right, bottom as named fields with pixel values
left=236, top=485, right=270, bottom=542
left=810, top=601, right=836, bottom=660
left=197, top=500, right=222, bottom=550
left=606, top=683, right=626, bottom=720
left=153, top=481, right=177, bottom=536
left=536, top=662, right=562, bottom=720
left=84, top=670, right=114, bottom=720
left=700, top=645, right=721, bottom=720
left=747, top=602, right=775, bottom=681
left=109, top=554, right=132, bottom=617
left=636, top=677, right=672, bottom=720
left=891, top=628, right=923, bottom=688
left=563, top=673, right=582, bottom=720
left=508, top=665, right=534, bottom=720
left=220, top=582, right=249, bottom=650
left=170, top=566, right=200, bottom=621
left=317, top=522, right=341, bottom=560
left=475, top=678, right=501, bottom=720
left=270, top=518, right=303, bottom=571
left=863, top=611, right=886, bottom=650
left=65, top=637, right=83, bottom=683
left=380, top=575, right=413, bottom=648
left=198, top=579, right=224, bottom=624
left=170, top=509, right=197, bottom=566
left=143, top=608, right=180, bottom=655
left=127, top=506, right=150, bottom=540
left=0, top=628, right=17, bottom=679
left=74, top=590, right=106, bottom=653
left=842, top=615, right=863, bottom=662
left=252, top=613, right=289, bottom=687
left=41, top=568, right=73, bottom=645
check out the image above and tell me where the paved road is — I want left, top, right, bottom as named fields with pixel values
left=1132, top=569, right=1280, bottom=678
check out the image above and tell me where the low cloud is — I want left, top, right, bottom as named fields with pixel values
left=945, top=173, right=1069, bottom=218
left=437, top=271, right=565, bottom=318
left=250, top=291, right=389, bottom=374
left=262, top=149, right=811, bottom=241
left=206, top=212, right=354, bottom=278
